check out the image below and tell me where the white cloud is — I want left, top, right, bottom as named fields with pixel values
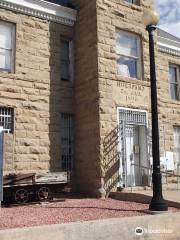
left=156, top=0, right=180, bottom=38
left=160, top=22, right=180, bottom=38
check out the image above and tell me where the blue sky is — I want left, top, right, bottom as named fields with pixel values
left=156, top=0, right=180, bottom=38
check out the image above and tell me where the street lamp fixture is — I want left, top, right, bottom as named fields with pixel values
left=142, top=9, right=168, bottom=211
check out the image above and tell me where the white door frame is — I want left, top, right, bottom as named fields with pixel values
left=117, top=107, right=148, bottom=187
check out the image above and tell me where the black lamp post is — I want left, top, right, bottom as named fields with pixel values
left=142, top=9, right=168, bottom=211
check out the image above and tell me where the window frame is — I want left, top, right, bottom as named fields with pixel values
left=124, top=0, right=140, bottom=6
left=169, top=63, right=180, bottom=101
left=0, top=20, right=16, bottom=73
left=60, top=37, right=74, bottom=82
left=116, top=30, right=142, bottom=80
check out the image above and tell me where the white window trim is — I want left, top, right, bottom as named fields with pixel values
left=0, top=20, right=16, bottom=73
left=116, top=30, right=142, bottom=80
left=61, top=37, right=74, bottom=82
left=169, top=63, right=180, bottom=100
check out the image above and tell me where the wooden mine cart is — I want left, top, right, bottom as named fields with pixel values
left=3, top=172, right=69, bottom=204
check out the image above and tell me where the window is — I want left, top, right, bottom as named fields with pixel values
left=60, top=38, right=73, bottom=81
left=173, top=127, right=180, bottom=167
left=124, top=0, right=139, bottom=5
left=0, top=21, right=15, bottom=73
left=61, top=113, right=73, bottom=170
left=169, top=64, right=179, bottom=100
left=0, top=107, right=14, bottom=133
left=116, top=31, right=141, bottom=79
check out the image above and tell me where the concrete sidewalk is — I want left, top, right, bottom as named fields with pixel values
left=138, top=190, right=180, bottom=203
left=0, top=213, right=180, bottom=240
left=110, top=190, right=180, bottom=208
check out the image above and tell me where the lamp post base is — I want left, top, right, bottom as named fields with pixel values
left=145, top=209, right=171, bottom=215
left=149, top=198, right=168, bottom=211
left=149, top=173, right=168, bottom=211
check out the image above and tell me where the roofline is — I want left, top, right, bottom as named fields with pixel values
left=0, top=0, right=77, bottom=26
left=157, top=27, right=180, bottom=43
left=157, top=28, right=180, bottom=56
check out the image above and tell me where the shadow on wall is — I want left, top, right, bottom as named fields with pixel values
left=49, top=21, right=62, bottom=172
left=102, top=126, right=120, bottom=196
left=48, top=21, right=74, bottom=172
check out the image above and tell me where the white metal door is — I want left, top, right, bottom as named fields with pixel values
left=125, top=125, right=134, bottom=187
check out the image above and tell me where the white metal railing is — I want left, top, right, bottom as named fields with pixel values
left=131, top=163, right=180, bottom=190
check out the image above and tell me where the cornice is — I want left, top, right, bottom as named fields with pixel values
left=158, top=45, right=180, bottom=57
left=0, top=0, right=77, bottom=26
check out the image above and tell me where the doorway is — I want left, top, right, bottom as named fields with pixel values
left=118, top=108, right=150, bottom=187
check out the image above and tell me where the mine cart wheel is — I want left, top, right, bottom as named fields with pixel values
left=15, top=189, right=29, bottom=204
left=37, top=187, right=52, bottom=201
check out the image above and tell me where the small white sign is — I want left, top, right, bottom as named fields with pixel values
left=161, top=152, right=175, bottom=171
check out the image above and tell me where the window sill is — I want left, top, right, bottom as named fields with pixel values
left=0, top=71, right=15, bottom=78
left=61, top=78, right=70, bottom=82
left=169, top=99, right=180, bottom=104
left=115, top=74, right=150, bottom=87
left=60, top=79, right=74, bottom=87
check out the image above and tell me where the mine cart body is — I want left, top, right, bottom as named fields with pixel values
left=3, top=172, right=69, bottom=204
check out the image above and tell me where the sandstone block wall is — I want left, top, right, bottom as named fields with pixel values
left=72, top=0, right=105, bottom=196
left=3, top=133, right=14, bottom=172
left=157, top=51, right=180, bottom=155
left=95, top=0, right=180, bottom=193
left=97, top=0, right=155, bottom=193
left=0, top=8, right=74, bottom=174
left=1, top=0, right=179, bottom=197
left=71, top=0, right=156, bottom=196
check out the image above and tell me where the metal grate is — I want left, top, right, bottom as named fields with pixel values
left=0, top=107, right=13, bottom=133
left=119, top=108, right=147, bottom=126
left=61, top=113, right=73, bottom=171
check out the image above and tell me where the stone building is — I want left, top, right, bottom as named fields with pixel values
left=0, top=0, right=180, bottom=197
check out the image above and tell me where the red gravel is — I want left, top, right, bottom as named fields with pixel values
left=0, top=198, right=178, bottom=230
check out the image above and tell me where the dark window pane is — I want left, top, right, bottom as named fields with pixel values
left=61, top=40, right=69, bottom=61
left=169, top=66, right=177, bottom=83
left=61, top=61, right=69, bottom=80
left=125, top=0, right=139, bottom=4
left=170, top=83, right=178, bottom=100
left=61, top=39, right=70, bottom=80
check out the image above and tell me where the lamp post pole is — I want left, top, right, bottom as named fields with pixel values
left=146, top=25, right=168, bottom=211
